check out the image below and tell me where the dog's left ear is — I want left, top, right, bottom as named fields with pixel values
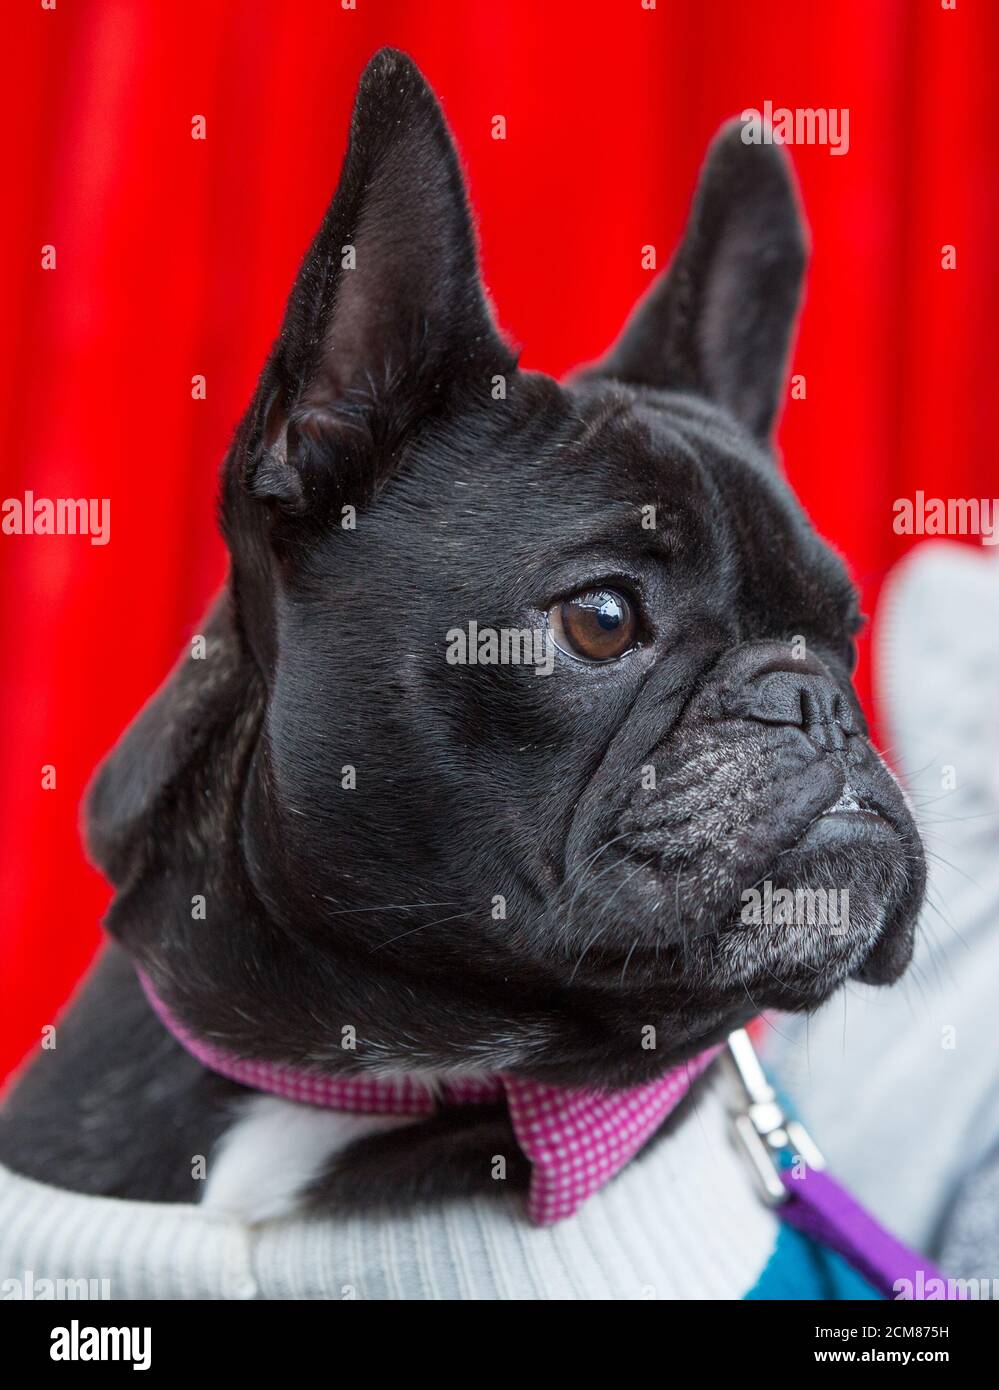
left=244, top=48, right=513, bottom=511
left=582, top=119, right=808, bottom=442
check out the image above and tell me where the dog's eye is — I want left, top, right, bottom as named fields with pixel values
left=549, top=589, right=639, bottom=662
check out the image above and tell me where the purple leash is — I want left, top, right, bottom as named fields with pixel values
left=724, top=1030, right=962, bottom=1300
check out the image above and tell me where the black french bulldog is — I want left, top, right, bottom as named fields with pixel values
left=0, top=50, right=924, bottom=1211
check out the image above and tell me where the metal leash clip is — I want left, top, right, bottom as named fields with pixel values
left=722, top=1028, right=825, bottom=1207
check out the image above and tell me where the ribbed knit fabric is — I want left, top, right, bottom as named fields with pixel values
left=0, top=1076, right=782, bottom=1300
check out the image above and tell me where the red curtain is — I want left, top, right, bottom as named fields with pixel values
left=2, top=0, right=996, bottom=1081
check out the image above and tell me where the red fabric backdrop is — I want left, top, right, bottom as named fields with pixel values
left=1, top=0, right=996, bottom=1082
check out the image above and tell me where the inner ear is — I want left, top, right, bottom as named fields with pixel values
left=241, top=48, right=513, bottom=512
left=247, top=389, right=354, bottom=515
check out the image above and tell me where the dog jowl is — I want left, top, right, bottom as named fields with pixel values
left=1, top=50, right=924, bottom=1204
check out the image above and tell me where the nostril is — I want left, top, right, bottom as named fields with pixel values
left=799, top=686, right=817, bottom=732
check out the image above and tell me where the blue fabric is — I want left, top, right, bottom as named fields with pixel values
left=745, top=1224, right=882, bottom=1300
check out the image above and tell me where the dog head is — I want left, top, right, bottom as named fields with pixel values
left=88, top=50, right=925, bottom=1086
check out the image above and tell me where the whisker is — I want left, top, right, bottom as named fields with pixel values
left=371, top=908, right=477, bottom=950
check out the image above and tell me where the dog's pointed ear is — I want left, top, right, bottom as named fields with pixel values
left=582, top=119, right=808, bottom=442
left=244, top=48, right=512, bottom=511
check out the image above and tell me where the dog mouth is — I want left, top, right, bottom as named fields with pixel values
left=556, top=748, right=923, bottom=1010
left=810, top=782, right=891, bottom=828
left=817, top=784, right=874, bottom=817
left=789, top=780, right=895, bottom=850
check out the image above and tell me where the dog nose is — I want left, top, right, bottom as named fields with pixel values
left=720, top=649, right=857, bottom=752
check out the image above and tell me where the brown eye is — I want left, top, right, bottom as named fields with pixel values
left=549, top=589, right=639, bottom=662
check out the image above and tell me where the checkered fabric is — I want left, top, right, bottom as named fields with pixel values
left=507, top=1055, right=720, bottom=1223
left=137, top=969, right=720, bottom=1224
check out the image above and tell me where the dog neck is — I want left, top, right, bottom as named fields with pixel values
left=137, top=966, right=720, bottom=1225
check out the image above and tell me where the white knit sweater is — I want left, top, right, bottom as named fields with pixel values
left=0, top=1075, right=781, bottom=1300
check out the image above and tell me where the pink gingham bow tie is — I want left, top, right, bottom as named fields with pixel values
left=137, top=970, right=720, bottom=1224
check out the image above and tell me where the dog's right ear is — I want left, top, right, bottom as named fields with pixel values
left=242, top=48, right=513, bottom=514
left=580, top=119, right=808, bottom=443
